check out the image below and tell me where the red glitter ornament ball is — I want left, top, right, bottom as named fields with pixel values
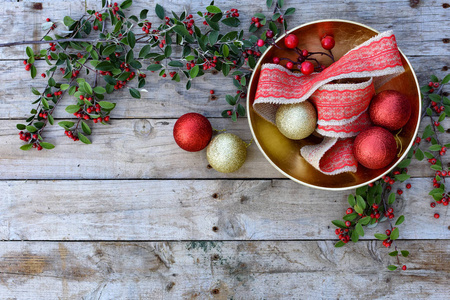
left=353, top=126, right=397, bottom=170
left=173, top=113, right=212, bottom=152
left=369, top=90, right=411, bottom=131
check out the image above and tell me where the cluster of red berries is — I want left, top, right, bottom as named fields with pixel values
left=164, top=16, right=171, bottom=26
left=49, top=42, right=57, bottom=52
left=23, top=60, right=33, bottom=71
left=19, top=132, right=44, bottom=150
left=430, top=100, right=444, bottom=113
left=109, top=2, right=121, bottom=20
left=94, top=12, right=103, bottom=22
left=45, top=18, right=57, bottom=30
left=225, top=8, right=239, bottom=18
left=201, top=56, right=218, bottom=71
left=428, top=81, right=440, bottom=93
left=159, top=39, right=166, bottom=48
left=384, top=207, right=396, bottom=220
left=382, top=228, right=395, bottom=248
left=334, top=228, right=350, bottom=243
left=250, top=16, right=263, bottom=28
left=64, top=130, right=79, bottom=142
left=141, top=21, right=152, bottom=34
left=182, top=14, right=195, bottom=35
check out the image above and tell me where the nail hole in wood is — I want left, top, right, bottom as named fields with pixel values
left=211, top=289, right=220, bottom=295
left=212, top=226, right=219, bottom=232
left=443, top=38, right=450, bottom=44
left=212, top=193, right=218, bottom=199
left=443, top=3, right=450, bottom=8
left=240, top=196, right=248, bottom=203
left=443, top=66, right=448, bottom=71
left=443, top=92, right=449, bottom=97
left=409, top=0, right=419, bottom=7
left=211, top=254, right=220, bottom=260
left=210, top=95, right=217, bottom=101
left=446, top=129, right=450, bottom=133
left=207, top=164, right=212, bottom=169
left=33, top=3, right=43, bottom=9
left=166, top=282, right=175, bottom=291
left=211, top=70, right=219, bottom=75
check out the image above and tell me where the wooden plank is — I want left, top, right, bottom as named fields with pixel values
left=0, top=178, right=447, bottom=241
left=0, top=240, right=447, bottom=299
left=0, top=56, right=448, bottom=119
left=0, top=0, right=449, bottom=59
left=1, top=117, right=449, bottom=179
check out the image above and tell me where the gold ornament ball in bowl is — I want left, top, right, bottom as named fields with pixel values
left=276, top=102, right=317, bottom=140
left=247, top=19, right=421, bottom=190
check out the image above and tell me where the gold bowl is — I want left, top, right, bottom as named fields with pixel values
left=247, top=20, right=421, bottom=191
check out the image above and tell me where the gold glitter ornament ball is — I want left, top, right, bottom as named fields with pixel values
left=206, top=133, right=247, bottom=173
left=275, top=101, right=317, bottom=140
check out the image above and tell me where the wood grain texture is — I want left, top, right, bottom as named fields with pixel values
left=0, top=0, right=449, bottom=59
left=1, top=117, right=450, bottom=179
left=0, top=178, right=447, bottom=241
left=0, top=241, right=448, bottom=299
left=0, top=57, right=448, bottom=119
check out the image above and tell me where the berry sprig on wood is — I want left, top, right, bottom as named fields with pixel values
left=10, top=0, right=297, bottom=150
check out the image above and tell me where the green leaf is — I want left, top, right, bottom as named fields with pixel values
left=277, top=0, right=284, bottom=8
left=397, top=159, right=410, bottom=168
left=58, top=121, right=75, bottom=129
left=40, top=142, right=55, bottom=149
left=374, top=233, right=388, bottom=240
left=81, top=121, right=91, bottom=135
left=222, top=44, right=229, bottom=57
left=63, top=16, right=76, bottom=27
left=354, top=204, right=363, bottom=214
left=415, top=148, right=424, bottom=161
left=359, top=216, right=371, bottom=225
left=387, top=265, right=398, bottom=271
left=332, top=220, right=347, bottom=229
left=127, top=31, right=136, bottom=48
left=355, top=223, right=364, bottom=237
left=168, top=61, right=184, bottom=68
left=388, top=193, right=396, bottom=205
left=431, top=164, right=443, bottom=171
left=343, top=213, right=358, bottom=221
left=351, top=230, right=359, bottom=243
left=429, top=144, right=442, bottom=151
left=272, top=13, right=281, bottom=21
left=431, top=75, right=439, bottom=82
left=48, top=77, right=56, bottom=87
left=83, top=82, right=93, bottom=95
left=206, top=18, right=220, bottom=31
left=95, top=61, right=115, bottom=71
left=284, top=7, right=296, bottom=16
left=164, top=45, right=172, bottom=58
left=48, top=114, right=54, bottom=125
left=438, top=112, right=446, bottom=122
left=248, top=55, right=256, bottom=69
left=390, top=227, right=399, bottom=240
left=394, top=174, right=410, bottom=182
left=60, top=84, right=70, bottom=91
left=65, top=105, right=80, bottom=114
left=334, top=241, right=345, bottom=248
left=78, top=132, right=91, bottom=144
left=120, top=0, right=132, bottom=9
left=347, top=194, right=356, bottom=207
left=41, top=98, right=49, bottom=109
left=139, top=45, right=151, bottom=58
left=237, top=104, right=245, bottom=117
left=266, top=0, right=273, bottom=8
left=395, top=215, right=405, bottom=226
left=442, top=74, right=450, bottom=84
left=190, top=65, right=199, bottom=78
left=225, top=94, right=237, bottom=105
left=140, top=9, right=149, bottom=19
left=17, top=124, right=26, bottom=130
left=102, top=45, right=117, bottom=56
left=221, top=17, right=240, bottom=27
left=172, top=72, right=180, bottom=82
left=129, top=88, right=141, bottom=99
left=26, top=46, right=33, bottom=58
left=401, top=250, right=409, bottom=257
left=147, top=64, right=163, bottom=71
left=155, top=4, right=165, bottom=19
left=30, top=65, right=37, bottom=79
left=206, top=5, right=221, bottom=14
left=389, top=251, right=398, bottom=257
left=20, top=144, right=33, bottom=151
left=126, top=49, right=134, bottom=63
left=98, top=101, right=115, bottom=110
left=356, top=195, right=366, bottom=210
left=93, top=86, right=106, bottom=94
left=26, top=125, right=37, bottom=133
left=31, top=87, right=41, bottom=96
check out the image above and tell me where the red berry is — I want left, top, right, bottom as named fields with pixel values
left=346, top=208, right=353, bottom=214
left=41, top=73, right=46, bottom=78
left=402, top=265, right=407, bottom=270
left=433, top=82, right=440, bottom=88
left=25, top=64, right=31, bottom=71
left=406, top=183, right=411, bottom=189
left=46, top=18, right=51, bottom=22
left=266, top=30, right=274, bottom=38
left=93, top=25, right=99, bottom=30
left=210, top=90, right=214, bottom=94
left=284, top=34, right=299, bottom=49
left=23, top=60, right=27, bottom=65
left=321, top=35, right=335, bottom=50
left=372, top=204, right=379, bottom=209
left=257, top=39, right=265, bottom=47
left=273, top=57, right=280, bottom=64
left=345, top=221, right=351, bottom=227
left=104, top=116, right=110, bottom=122
left=227, top=110, right=232, bottom=116
left=286, top=61, right=294, bottom=69
left=302, top=50, right=308, bottom=57
left=434, top=213, right=440, bottom=219
left=335, top=229, right=340, bottom=235
left=397, top=189, right=403, bottom=195
left=300, top=61, right=314, bottom=75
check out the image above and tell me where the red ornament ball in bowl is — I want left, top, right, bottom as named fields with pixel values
left=173, top=113, right=212, bottom=152
left=369, top=90, right=411, bottom=131
left=353, top=126, right=397, bottom=170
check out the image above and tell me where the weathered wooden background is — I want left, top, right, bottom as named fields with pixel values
left=0, top=0, right=449, bottom=299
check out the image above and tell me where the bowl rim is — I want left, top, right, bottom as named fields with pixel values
left=246, top=19, right=422, bottom=191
